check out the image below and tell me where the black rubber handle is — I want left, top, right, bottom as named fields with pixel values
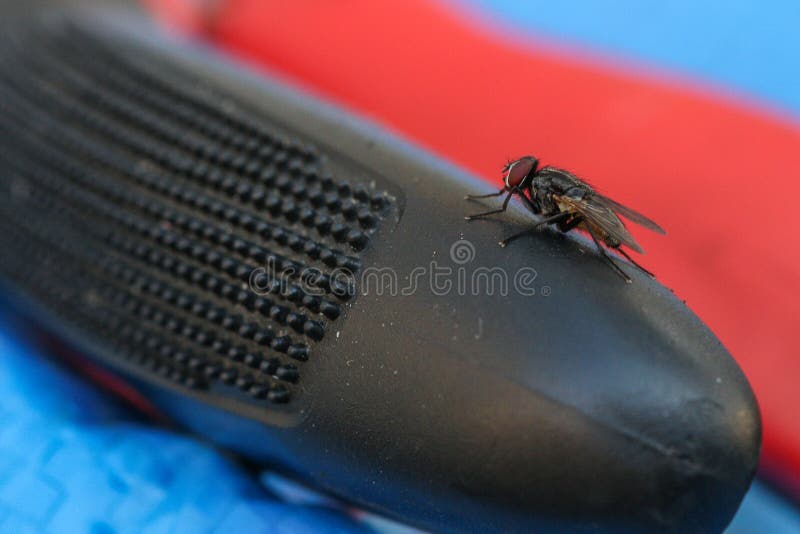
left=0, top=6, right=760, bottom=533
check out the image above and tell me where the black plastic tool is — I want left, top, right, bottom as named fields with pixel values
left=0, top=6, right=760, bottom=533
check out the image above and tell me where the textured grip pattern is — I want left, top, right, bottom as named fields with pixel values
left=0, top=15, right=392, bottom=406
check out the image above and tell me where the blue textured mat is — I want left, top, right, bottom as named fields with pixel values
left=728, top=482, right=800, bottom=533
left=0, top=321, right=371, bottom=534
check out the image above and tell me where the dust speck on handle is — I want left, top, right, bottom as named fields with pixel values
left=474, top=317, right=483, bottom=340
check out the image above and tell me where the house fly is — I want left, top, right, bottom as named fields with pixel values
left=465, top=156, right=665, bottom=283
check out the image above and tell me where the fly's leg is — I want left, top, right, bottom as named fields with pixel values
left=519, top=192, right=541, bottom=215
left=556, top=214, right=583, bottom=233
left=585, top=225, right=632, bottom=283
left=617, top=247, right=655, bottom=278
left=465, top=188, right=516, bottom=220
left=465, top=188, right=506, bottom=200
left=498, top=212, right=571, bottom=247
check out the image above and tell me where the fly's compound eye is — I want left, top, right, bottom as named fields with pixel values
left=504, top=158, right=535, bottom=188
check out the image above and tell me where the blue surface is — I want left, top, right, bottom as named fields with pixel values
left=460, top=0, right=800, bottom=117
left=728, top=482, right=800, bottom=533
left=0, top=323, right=370, bottom=534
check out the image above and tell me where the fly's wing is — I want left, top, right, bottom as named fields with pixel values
left=596, top=194, right=666, bottom=235
left=554, top=194, right=645, bottom=253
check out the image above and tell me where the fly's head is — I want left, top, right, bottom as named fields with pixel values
left=503, top=156, right=538, bottom=190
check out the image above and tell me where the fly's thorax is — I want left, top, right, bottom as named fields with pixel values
left=537, top=166, right=592, bottom=195
left=535, top=188, right=560, bottom=216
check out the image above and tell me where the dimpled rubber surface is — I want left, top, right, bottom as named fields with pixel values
left=0, top=14, right=392, bottom=408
